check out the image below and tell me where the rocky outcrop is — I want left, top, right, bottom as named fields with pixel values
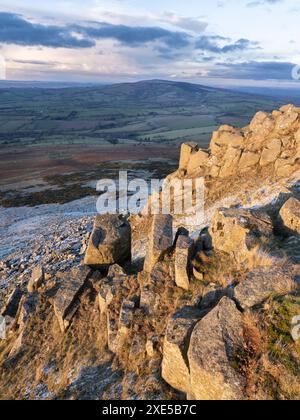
left=84, top=215, right=131, bottom=267
left=177, top=104, right=300, bottom=180
left=1, top=104, right=300, bottom=401
left=209, top=208, right=274, bottom=263
left=188, top=297, right=245, bottom=400
left=144, top=214, right=173, bottom=273
left=279, top=197, right=300, bottom=234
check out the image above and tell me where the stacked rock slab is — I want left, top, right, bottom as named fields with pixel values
left=144, top=214, right=173, bottom=273
left=84, top=214, right=131, bottom=267
left=176, top=104, right=300, bottom=179
left=53, top=266, right=91, bottom=332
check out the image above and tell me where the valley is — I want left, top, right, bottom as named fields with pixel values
left=0, top=79, right=285, bottom=206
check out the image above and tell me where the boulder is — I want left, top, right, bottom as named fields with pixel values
left=144, top=214, right=173, bottom=273
left=9, top=293, right=40, bottom=358
left=250, top=111, right=275, bottom=137
left=239, top=151, right=260, bottom=171
left=210, top=208, right=273, bottom=263
left=280, top=104, right=300, bottom=113
left=53, top=266, right=91, bottom=332
left=219, top=147, right=242, bottom=178
left=275, top=109, right=299, bottom=133
left=186, top=150, right=209, bottom=175
left=28, top=266, right=44, bottom=293
left=162, top=306, right=203, bottom=394
left=279, top=197, right=300, bottom=235
left=234, top=267, right=296, bottom=310
left=15, top=292, right=39, bottom=332
left=260, top=139, right=282, bottom=167
left=1, top=286, right=23, bottom=319
left=84, top=215, right=131, bottom=267
left=179, top=142, right=199, bottom=170
left=275, top=157, right=298, bottom=177
left=210, top=127, right=244, bottom=156
left=175, top=235, right=194, bottom=290
left=188, top=297, right=246, bottom=400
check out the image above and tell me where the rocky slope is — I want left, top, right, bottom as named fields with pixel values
left=0, top=105, right=299, bottom=400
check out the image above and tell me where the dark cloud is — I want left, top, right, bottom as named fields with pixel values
left=0, top=12, right=190, bottom=50
left=209, top=61, right=295, bottom=80
left=79, top=22, right=191, bottom=48
left=195, top=35, right=259, bottom=54
left=0, top=12, right=95, bottom=48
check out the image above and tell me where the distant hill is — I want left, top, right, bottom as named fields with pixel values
left=76, top=79, right=283, bottom=107
left=0, top=79, right=284, bottom=151
left=0, top=78, right=282, bottom=107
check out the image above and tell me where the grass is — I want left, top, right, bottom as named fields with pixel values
left=267, top=295, right=300, bottom=373
left=231, top=294, right=300, bottom=400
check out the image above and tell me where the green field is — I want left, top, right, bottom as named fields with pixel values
left=0, top=80, right=282, bottom=149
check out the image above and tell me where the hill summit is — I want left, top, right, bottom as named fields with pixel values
left=0, top=104, right=299, bottom=400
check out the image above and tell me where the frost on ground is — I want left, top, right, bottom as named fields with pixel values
left=0, top=196, right=97, bottom=306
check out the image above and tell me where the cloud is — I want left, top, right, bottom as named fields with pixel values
left=195, top=35, right=259, bottom=54
left=246, top=0, right=283, bottom=7
left=208, top=60, right=295, bottom=80
left=78, top=22, right=191, bottom=48
left=0, top=12, right=191, bottom=50
left=160, top=12, right=208, bottom=34
left=0, top=12, right=95, bottom=48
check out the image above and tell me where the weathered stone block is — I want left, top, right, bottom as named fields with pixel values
left=210, top=208, right=273, bottom=263
left=234, top=267, right=297, bottom=310
left=175, top=235, right=194, bottom=290
left=144, top=214, right=173, bottom=273
left=188, top=298, right=245, bottom=400
left=279, top=197, right=300, bottom=234
left=84, top=215, right=131, bottom=267
left=162, top=306, right=203, bottom=394
left=179, top=142, right=199, bottom=170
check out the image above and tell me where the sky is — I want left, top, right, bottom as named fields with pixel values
left=0, top=0, right=299, bottom=87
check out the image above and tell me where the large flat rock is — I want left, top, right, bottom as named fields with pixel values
left=188, top=297, right=246, bottom=400
left=234, top=266, right=297, bottom=310
left=53, top=266, right=91, bottom=332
